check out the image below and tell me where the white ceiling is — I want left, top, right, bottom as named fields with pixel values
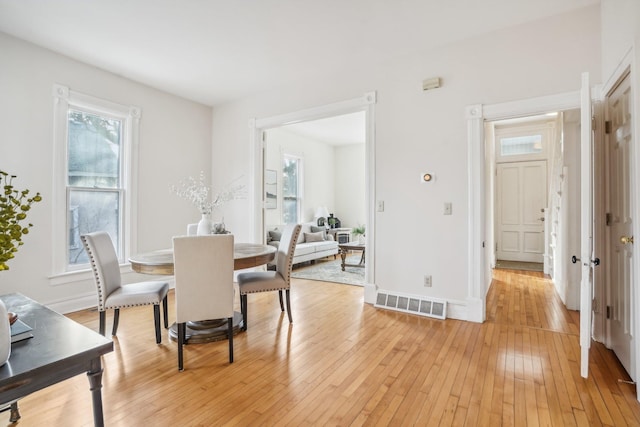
left=283, top=111, right=366, bottom=146
left=0, top=0, right=599, bottom=106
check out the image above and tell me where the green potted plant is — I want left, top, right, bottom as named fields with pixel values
left=1, top=170, right=42, bottom=271
left=0, top=170, right=42, bottom=366
left=352, top=225, right=365, bottom=244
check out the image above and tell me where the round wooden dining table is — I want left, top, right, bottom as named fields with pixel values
left=129, top=242, right=276, bottom=275
left=128, top=242, right=276, bottom=344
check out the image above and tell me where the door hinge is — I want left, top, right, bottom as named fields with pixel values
left=606, top=212, right=612, bottom=226
left=592, top=298, right=598, bottom=313
left=606, top=305, right=612, bottom=319
left=592, top=116, right=596, bottom=131
left=605, top=120, right=612, bottom=134
left=496, top=243, right=498, bottom=252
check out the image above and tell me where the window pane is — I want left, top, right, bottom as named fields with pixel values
left=282, top=156, right=300, bottom=224
left=282, top=157, right=298, bottom=197
left=67, top=110, right=121, bottom=188
left=68, top=190, right=120, bottom=265
left=500, top=135, right=542, bottom=157
left=283, top=198, right=298, bottom=224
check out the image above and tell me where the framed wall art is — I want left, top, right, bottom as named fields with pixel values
left=265, top=169, right=277, bottom=209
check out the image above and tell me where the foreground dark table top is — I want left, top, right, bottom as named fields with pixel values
left=0, top=293, right=113, bottom=425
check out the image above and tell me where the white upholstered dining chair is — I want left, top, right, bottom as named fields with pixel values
left=237, top=223, right=301, bottom=330
left=81, top=232, right=170, bottom=343
left=172, top=234, right=235, bottom=370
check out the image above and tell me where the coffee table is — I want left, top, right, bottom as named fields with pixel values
left=338, top=242, right=365, bottom=271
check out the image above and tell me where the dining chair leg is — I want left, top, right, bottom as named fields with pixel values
left=111, top=309, right=120, bottom=336
left=153, top=304, right=161, bottom=344
left=227, top=317, right=234, bottom=363
left=162, top=295, right=169, bottom=328
left=98, top=311, right=106, bottom=336
left=240, top=294, right=248, bottom=331
left=178, top=322, right=185, bottom=371
left=278, top=290, right=284, bottom=311
left=285, top=289, right=293, bottom=323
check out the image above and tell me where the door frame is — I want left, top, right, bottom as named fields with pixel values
left=466, top=91, right=582, bottom=322
left=249, top=92, right=377, bottom=303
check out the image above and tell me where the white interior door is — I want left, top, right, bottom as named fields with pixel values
left=580, top=72, right=594, bottom=378
left=607, top=71, right=634, bottom=379
left=496, top=160, right=547, bottom=262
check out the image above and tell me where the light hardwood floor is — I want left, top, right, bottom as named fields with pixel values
left=4, top=268, right=640, bottom=426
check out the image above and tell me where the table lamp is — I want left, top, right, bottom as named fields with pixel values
left=315, top=206, right=330, bottom=227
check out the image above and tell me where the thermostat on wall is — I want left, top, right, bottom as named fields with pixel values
left=421, top=173, right=433, bottom=183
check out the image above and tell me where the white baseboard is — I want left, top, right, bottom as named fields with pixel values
left=368, top=284, right=485, bottom=323
left=364, top=283, right=377, bottom=304
left=46, top=292, right=98, bottom=314
left=47, top=273, right=175, bottom=314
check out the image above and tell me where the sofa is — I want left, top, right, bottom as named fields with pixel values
left=267, top=222, right=339, bottom=267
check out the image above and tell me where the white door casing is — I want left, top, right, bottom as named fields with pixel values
left=580, top=72, right=594, bottom=379
left=607, top=71, right=634, bottom=380
left=496, top=160, right=547, bottom=263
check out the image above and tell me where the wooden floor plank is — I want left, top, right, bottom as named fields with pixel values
left=4, top=270, right=640, bottom=426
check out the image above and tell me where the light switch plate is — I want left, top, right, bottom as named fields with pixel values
left=444, top=202, right=452, bottom=215
left=377, top=201, right=384, bottom=212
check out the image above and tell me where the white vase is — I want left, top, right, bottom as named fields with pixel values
left=197, top=213, right=212, bottom=235
left=0, top=300, right=11, bottom=366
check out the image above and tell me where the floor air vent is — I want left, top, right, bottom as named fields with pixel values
left=375, top=291, right=447, bottom=320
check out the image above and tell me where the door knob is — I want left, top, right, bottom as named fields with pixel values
left=572, top=255, right=600, bottom=266
left=620, top=236, right=634, bottom=245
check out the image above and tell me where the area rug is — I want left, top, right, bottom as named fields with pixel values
left=495, top=260, right=544, bottom=272
left=291, top=256, right=364, bottom=286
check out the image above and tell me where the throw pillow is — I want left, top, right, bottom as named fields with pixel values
left=268, top=230, right=282, bottom=242
left=297, top=223, right=312, bottom=244
left=304, top=231, right=325, bottom=243
left=310, top=225, right=327, bottom=240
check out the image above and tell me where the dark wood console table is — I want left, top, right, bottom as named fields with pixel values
left=0, top=293, right=113, bottom=426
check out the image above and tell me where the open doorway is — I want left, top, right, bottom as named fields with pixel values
left=263, top=112, right=367, bottom=286
left=249, top=92, right=377, bottom=301
left=485, top=110, right=582, bottom=309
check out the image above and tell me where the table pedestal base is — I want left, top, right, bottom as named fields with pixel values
left=169, top=311, right=244, bottom=344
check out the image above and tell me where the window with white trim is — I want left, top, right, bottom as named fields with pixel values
left=282, top=154, right=302, bottom=224
left=52, top=85, right=139, bottom=274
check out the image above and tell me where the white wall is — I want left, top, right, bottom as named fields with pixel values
left=212, top=6, right=601, bottom=310
left=601, top=0, right=640, bottom=84
left=0, top=33, right=212, bottom=309
left=334, top=144, right=366, bottom=229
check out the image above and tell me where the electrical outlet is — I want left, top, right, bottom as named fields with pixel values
left=444, top=202, right=452, bottom=215
left=424, top=275, right=432, bottom=287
